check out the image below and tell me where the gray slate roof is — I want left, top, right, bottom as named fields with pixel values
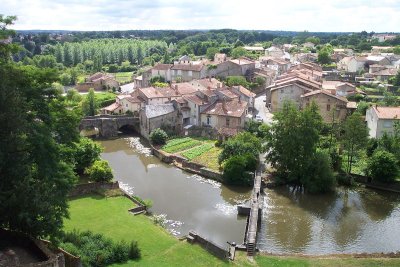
left=145, top=104, right=175, bottom=119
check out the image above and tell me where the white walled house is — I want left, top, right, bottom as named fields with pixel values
left=366, top=106, right=400, bottom=138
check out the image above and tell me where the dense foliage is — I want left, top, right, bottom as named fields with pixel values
left=150, top=128, right=168, bottom=145
left=366, top=150, right=399, bottom=183
left=0, top=16, right=77, bottom=239
left=222, top=153, right=258, bottom=186
left=218, top=132, right=262, bottom=164
left=84, top=160, right=114, bottom=182
left=59, top=230, right=140, bottom=267
left=266, top=101, right=336, bottom=193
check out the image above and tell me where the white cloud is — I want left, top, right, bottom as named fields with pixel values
left=2, top=0, right=400, bottom=32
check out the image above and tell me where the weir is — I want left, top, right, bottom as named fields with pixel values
left=238, top=172, right=263, bottom=256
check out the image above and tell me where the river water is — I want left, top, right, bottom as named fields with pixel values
left=99, top=136, right=400, bottom=254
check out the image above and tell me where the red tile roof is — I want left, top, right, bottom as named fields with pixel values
left=372, top=106, right=400, bottom=119
left=301, top=90, right=348, bottom=103
left=202, top=99, right=247, bottom=118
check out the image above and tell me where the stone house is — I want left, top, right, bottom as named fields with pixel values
left=321, top=80, right=357, bottom=97
left=370, top=68, right=398, bottom=82
left=338, top=56, right=368, bottom=73
left=265, top=46, right=285, bottom=58
left=200, top=99, right=248, bottom=133
left=139, top=104, right=178, bottom=139
left=366, top=106, right=400, bottom=138
left=215, top=57, right=255, bottom=78
left=149, top=63, right=173, bottom=82
left=76, top=72, right=119, bottom=92
left=230, top=85, right=256, bottom=109
left=214, top=53, right=227, bottom=64
left=259, top=57, right=291, bottom=76
left=170, top=63, right=206, bottom=82
left=300, top=90, right=352, bottom=123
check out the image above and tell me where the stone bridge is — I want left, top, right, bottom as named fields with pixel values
left=79, top=115, right=140, bottom=138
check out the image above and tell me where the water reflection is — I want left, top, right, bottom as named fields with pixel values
left=259, top=186, right=400, bottom=254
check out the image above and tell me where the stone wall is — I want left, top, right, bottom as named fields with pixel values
left=187, top=231, right=228, bottom=260
left=69, top=181, right=119, bottom=197
left=151, top=146, right=223, bottom=182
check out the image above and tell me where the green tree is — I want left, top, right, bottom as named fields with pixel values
left=223, top=153, right=257, bottom=186
left=137, top=45, right=143, bottom=65
left=63, top=43, right=73, bottom=67
left=366, top=150, right=399, bottom=183
left=225, top=76, right=249, bottom=87
left=66, top=88, right=82, bottom=103
left=304, top=151, right=336, bottom=193
left=55, top=43, right=63, bottom=63
left=149, top=128, right=168, bottom=145
left=390, top=71, right=400, bottom=86
left=231, top=47, right=246, bottom=58
left=72, top=137, right=102, bottom=174
left=266, top=101, right=326, bottom=190
left=393, top=46, right=400, bottom=55
left=60, top=72, right=72, bottom=85
left=0, top=18, right=76, bottom=239
left=127, top=45, right=134, bottom=64
left=206, top=47, right=219, bottom=60
left=82, top=88, right=97, bottom=116
left=219, top=132, right=262, bottom=163
left=84, top=159, right=113, bottom=182
left=341, top=112, right=368, bottom=174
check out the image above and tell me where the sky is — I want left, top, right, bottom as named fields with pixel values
left=2, top=0, right=400, bottom=32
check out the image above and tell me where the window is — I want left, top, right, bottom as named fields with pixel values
left=188, top=71, right=193, bottom=76
left=327, top=104, right=331, bottom=111
left=226, top=118, right=230, bottom=127
left=383, top=120, right=392, bottom=128
left=207, top=115, right=211, bottom=125
left=126, top=104, right=128, bottom=107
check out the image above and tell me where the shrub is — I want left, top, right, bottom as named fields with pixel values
left=129, top=241, right=141, bottom=259
left=73, top=137, right=103, bottom=174
left=84, top=160, right=113, bottom=182
left=149, top=128, right=168, bottom=145
left=222, top=153, right=257, bottom=186
left=366, top=150, right=399, bottom=183
left=59, top=230, right=140, bottom=267
left=303, top=151, right=336, bottom=193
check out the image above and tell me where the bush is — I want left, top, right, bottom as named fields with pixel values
left=366, top=150, right=399, bottom=183
left=149, top=128, right=168, bottom=145
left=84, top=160, right=113, bottom=182
left=59, top=230, right=140, bottom=267
left=73, top=137, right=103, bottom=174
left=222, top=153, right=257, bottom=186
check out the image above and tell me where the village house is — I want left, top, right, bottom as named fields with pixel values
left=291, top=53, right=318, bottom=64
left=214, top=57, right=255, bottom=78
left=214, top=53, right=227, bottom=64
left=366, top=106, right=400, bottom=138
left=253, top=67, right=277, bottom=87
left=259, top=57, right=291, bottom=76
left=372, top=34, right=397, bottom=43
left=200, top=99, right=248, bottom=136
left=321, top=80, right=357, bottom=97
left=231, top=85, right=256, bottom=109
left=139, top=104, right=178, bottom=139
left=265, top=46, right=285, bottom=58
left=303, top=42, right=316, bottom=49
left=300, top=90, right=354, bottom=123
left=337, top=56, right=367, bottom=73
left=370, top=67, right=398, bottom=82
left=76, top=72, right=119, bottom=92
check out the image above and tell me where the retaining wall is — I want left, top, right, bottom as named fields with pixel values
left=187, top=231, right=228, bottom=260
left=69, top=181, right=119, bottom=197
left=151, top=146, right=223, bottom=182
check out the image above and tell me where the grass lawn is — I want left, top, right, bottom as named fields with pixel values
left=64, top=195, right=231, bottom=267
left=113, top=72, right=133, bottom=83
left=65, top=194, right=400, bottom=266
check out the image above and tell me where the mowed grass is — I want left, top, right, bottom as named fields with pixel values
left=64, top=195, right=230, bottom=267
left=114, top=72, right=133, bottom=83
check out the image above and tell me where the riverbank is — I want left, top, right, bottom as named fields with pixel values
left=64, top=192, right=400, bottom=266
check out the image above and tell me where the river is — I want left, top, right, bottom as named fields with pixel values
left=99, top=135, right=400, bottom=254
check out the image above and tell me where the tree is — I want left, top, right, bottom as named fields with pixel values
left=390, top=71, right=400, bottom=86
left=318, top=50, right=331, bottom=65
left=266, top=101, right=326, bottom=190
left=206, top=47, right=219, bottom=60
left=223, top=154, right=257, bottom=186
left=393, top=46, right=400, bottom=55
left=0, top=18, right=76, bottom=239
left=71, top=137, right=102, bottom=174
left=60, top=72, right=72, bottom=85
left=366, top=150, right=399, bottom=183
left=149, top=128, right=168, bottom=145
left=63, top=43, right=73, bottom=67
left=231, top=47, right=246, bottom=59
left=84, top=160, right=113, bottom=182
left=137, top=46, right=143, bottom=65
left=304, top=151, right=336, bottom=193
left=341, top=112, right=368, bottom=174
left=127, top=45, right=134, bottom=64
left=219, top=132, right=262, bottom=164
left=82, top=88, right=97, bottom=116
left=225, top=76, right=249, bottom=87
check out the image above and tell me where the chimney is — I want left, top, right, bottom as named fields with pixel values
left=222, top=98, right=227, bottom=112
